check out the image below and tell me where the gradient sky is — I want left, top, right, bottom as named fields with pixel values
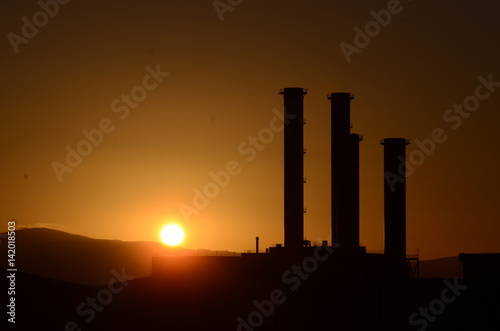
left=1, top=0, right=499, bottom=260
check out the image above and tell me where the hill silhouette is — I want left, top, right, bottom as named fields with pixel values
left=419, top=257, right=463, bottom=278
left=0, top=228, right=234, bottom=285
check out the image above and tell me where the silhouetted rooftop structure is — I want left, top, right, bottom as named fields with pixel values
left=459, top=253, right=500, bottom=281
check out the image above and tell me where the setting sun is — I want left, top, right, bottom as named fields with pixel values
left=160, top=225, right=184, bottom=246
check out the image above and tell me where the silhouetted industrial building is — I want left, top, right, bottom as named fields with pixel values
left=151, top=87, right=423, bottom=330
left=154, top=88, right=415, bottom=280
left=459, top=253, right=500, bottom=281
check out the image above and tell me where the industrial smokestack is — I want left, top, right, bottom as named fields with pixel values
left=381, top=138, right=409, bottom=260
left=280, top=87, right=307, bottom=250
left=343, top=133, right=362, bottom=248
left=328, top=93, right=360, bottom=248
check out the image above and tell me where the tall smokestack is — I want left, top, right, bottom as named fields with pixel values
left=328, top=93, right=360, bottom=248
left=343, top=133, right=362, bottom=248
left=280, top=87, right=307, bottom=250
left=381, top=138, right=409, bottom=260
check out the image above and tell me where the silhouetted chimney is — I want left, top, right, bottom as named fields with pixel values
left=280, top=87, right=307, bottom=250
left=381, top=138, right=409, bottom=260
left=328, top=93, right=360, bottom=248
left=343, top=133, right=362, bottom=248
left=255, top=237, right=259, bottom=254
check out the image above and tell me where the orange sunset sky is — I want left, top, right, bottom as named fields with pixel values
left=1, top=0, right=499, bottom=260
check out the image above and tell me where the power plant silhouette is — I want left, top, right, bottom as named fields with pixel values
left=153, top=88, right=417, bottom=271
left=152, top=87, right=422, bottom=330
left=261, top=88, right=412, bottom=265
left=153, top=87, right=420, bottom=278
left=150, top=88, right=500, bottom=330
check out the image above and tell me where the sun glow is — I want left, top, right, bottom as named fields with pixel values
left=160, top=224, right=184, bottom=246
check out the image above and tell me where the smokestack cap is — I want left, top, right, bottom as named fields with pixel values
left=381, top=138, right=410, bottom=145
left=279, top=87, right=308, bottom=95
left=327, top=92, right=354, bottom=99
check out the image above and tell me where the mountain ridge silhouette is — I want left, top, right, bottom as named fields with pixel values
left=0, top=227, right=234, bottom=285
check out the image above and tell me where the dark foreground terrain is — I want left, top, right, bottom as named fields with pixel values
left=4, top=261, right=500, bottom=330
